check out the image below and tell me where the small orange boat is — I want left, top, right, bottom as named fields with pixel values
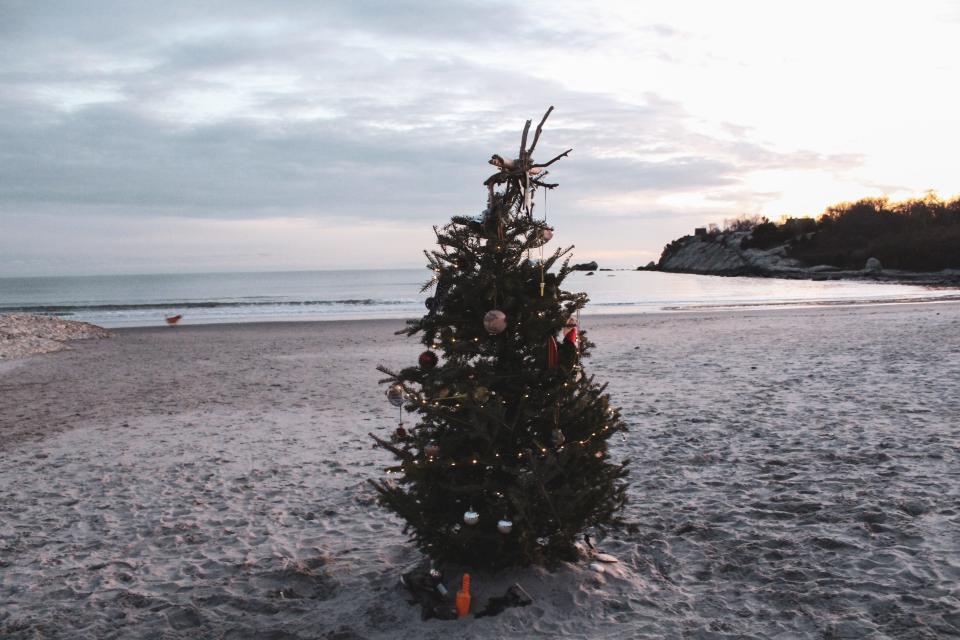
left=165, top=314, right=183, bottom=326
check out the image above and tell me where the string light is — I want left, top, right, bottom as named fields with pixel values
left=387, top=424, right=619, bottom=474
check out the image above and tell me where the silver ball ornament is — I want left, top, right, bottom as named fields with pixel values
left=541, top=227, right=554, bottom=243
left=497, top=519, right=513, bottom=534
left=386, top=384, right=404, bottom=407
left=463, top=509, right=480, bottom=526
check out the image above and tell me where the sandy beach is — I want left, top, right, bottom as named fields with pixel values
left=1, top=303, right=959, bottom=639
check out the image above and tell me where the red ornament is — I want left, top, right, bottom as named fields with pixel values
left=547, top=336, right=558, bottom=369
left=425, top=442, right=440, bottom=458
left=563, top=317, right=578, bottom=346
left=395, top=425, right=407, bottom=438
left=419, top=350, right=438, bottom=370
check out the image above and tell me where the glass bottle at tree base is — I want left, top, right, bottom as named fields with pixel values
left=369, top=106, right=629, bottom=569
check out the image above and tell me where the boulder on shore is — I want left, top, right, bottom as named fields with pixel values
left=571, top=261, right=599, bottom=271
left=864, top=257, right=883, bottom=273
left=0, top=314, right=111, bottom=359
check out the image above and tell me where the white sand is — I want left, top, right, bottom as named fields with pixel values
left=1, top=304, right=959, bottom=638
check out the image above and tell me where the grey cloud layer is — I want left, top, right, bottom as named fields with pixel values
left=0, top=3, right=856, bottom=228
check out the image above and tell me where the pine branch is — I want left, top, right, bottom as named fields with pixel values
left=376, top=365, right=400, bottom=379
left=369, top=432, right=415, bottom=462
left=531, top=179, right=559, bottom=189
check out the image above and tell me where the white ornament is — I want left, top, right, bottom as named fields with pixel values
left=464, top=509, right=480, bottom=526
left=497, top=519, right=513, bottom=534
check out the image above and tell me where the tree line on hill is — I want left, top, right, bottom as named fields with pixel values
left=723, top=193, right=960, bottom=271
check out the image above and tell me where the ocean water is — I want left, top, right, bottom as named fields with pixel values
left=0, top=269, right=957, bottom=328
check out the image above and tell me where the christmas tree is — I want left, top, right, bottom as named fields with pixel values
left=370, top=107, right=629, bottom=569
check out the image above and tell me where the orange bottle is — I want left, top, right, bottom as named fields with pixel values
left=455, top=573, right=471, bottom=618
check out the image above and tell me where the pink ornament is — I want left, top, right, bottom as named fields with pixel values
left=541, top=227, right=554, bottom=243
left=483, top=310, right=507, bottom=334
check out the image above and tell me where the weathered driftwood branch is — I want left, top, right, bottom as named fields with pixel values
left=532, top=148, right=572, bottom=169
left=518, top=119, right=532, bottom=169
left=528, top=106, right=554, bottom=157
left=483, top=108, right=569, bottom=207
left=484, top=172, right=510, bottom=187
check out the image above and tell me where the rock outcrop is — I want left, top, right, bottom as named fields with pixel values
left=570, top=261, right=599, bottom=271
left=0, top=314, right=111, bottom=359
left=655, top=232, right=960, bottom=285
left=658, top=232, right=805, bottom=277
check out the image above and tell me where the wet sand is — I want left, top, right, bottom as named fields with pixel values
left=1, top=304, right=959, bottom=638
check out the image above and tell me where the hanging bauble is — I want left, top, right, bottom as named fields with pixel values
left=551, top=428, right=565, bottom=447
left=497, top=519, right=513, bottom=534
left=536, top=537, right=548, bottom=546
left=425, top=297, right=435, bottom=311
left=483, top=310, right=507, bottom=334
left=395, top=425, right=407, bottom=438
left=546, top=336, right=558, bottom=369
left=563, top=317, right=578, bottom=345
left=386, top=384, right=404, bottom=407
left=424, top=441, right=440, bottom=458
left=464, top=509, right=480, bottom=526
left=472, top=387, right=490, bottom=403
left=419, top=350, right=438, bottom=370
left=541, top=227, right=554, bottom=244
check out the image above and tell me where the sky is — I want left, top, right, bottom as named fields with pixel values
left=2, top=0, right=959, bottom=277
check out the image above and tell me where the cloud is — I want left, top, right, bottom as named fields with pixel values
left=7, top=0, right=927, bottom=276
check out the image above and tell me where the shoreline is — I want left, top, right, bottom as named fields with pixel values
left=5, top=289, right=960, bottom=336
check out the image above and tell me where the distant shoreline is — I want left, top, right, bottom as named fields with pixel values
left=4, top=292, right=960, bottom=354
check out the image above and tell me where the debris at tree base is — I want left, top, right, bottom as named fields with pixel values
left=399, top=560, right=458, bottom=620
left=0, top=314, right=112, bottom=359
left=399, top=559, right=534, bottom=620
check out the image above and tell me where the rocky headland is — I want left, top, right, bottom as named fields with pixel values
left=0, top=314, right=112, bottom=359
left=656, top=230, right=960, bottom=285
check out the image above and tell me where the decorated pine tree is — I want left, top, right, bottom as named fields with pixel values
left=370, top=107, right=629, bottom=569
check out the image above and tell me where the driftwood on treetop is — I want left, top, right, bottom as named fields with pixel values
left=483, top=106, right=571, bottom=214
